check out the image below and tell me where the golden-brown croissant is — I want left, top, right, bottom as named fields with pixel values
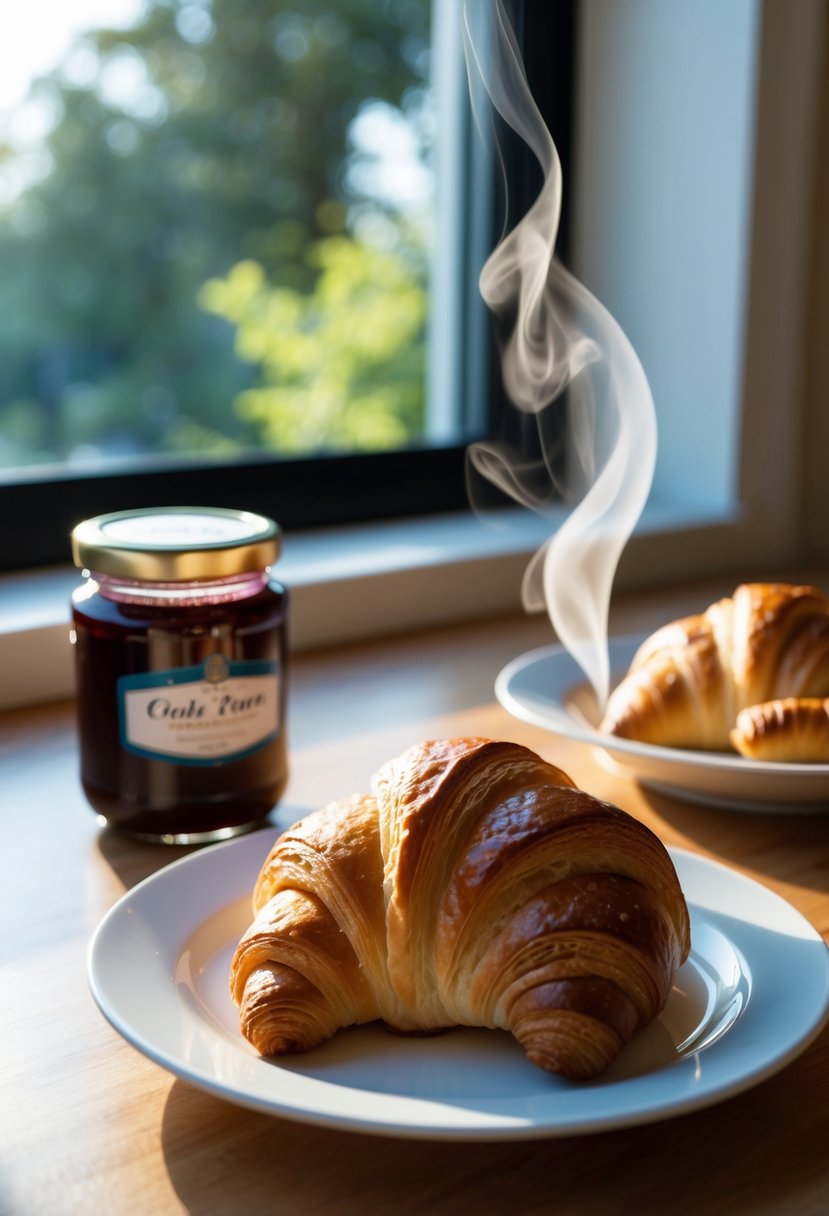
left=730, top=697, right=829, bottom=762
left=600, top=583, right=829, bottom=750
left=230, top=738, right=690, bottom=1080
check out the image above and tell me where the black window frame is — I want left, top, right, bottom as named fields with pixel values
left=0, top=0, right=575, bottom=574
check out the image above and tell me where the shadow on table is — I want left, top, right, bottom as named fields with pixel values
left=94, top=801, right=310, bottom=891
left=638, top=785, right=829, bottom=896
left=160, top=1028, right=829, bottom=1216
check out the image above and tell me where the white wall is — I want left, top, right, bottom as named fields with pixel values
left=572, top=0, right=761, bottom=515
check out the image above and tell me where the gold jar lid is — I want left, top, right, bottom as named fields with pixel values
left=71, top=506, right=281, bottom=582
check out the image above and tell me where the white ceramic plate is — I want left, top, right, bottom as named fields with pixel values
left=87, top=829, right=829, bottom=1141
left=496, top=636, right=829, bottom=812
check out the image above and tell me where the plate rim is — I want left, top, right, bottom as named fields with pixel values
left=87, top=830, right=829, bottom=1141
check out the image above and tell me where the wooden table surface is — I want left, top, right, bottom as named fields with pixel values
left=2, top=576, right=828, bottom=1216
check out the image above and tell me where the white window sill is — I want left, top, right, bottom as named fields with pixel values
left=0, top=502, right=727, bottom=712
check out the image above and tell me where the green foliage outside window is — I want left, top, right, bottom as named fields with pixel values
left=0, top=0, right=432, bottom=473
left=200, top=232, right=427, bottom=454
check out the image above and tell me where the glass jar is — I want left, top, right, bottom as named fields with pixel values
left=70, top=506, right=289, bottom=844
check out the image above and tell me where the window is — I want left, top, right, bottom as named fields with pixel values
left=0, top=0, right=528, bottom=570
left=0, top=0, right=825, bottom=587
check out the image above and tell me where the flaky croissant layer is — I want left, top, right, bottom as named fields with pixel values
left=230, top=738, right=690, bottom=1080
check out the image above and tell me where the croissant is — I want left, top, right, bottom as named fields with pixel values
left=600, top=583, right=829, bottom=750
left=730, top=697, right=829, bottom=762
left=230, top=737, right=690, bottom=1080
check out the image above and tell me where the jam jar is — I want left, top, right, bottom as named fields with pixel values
left=70, top=506, right=289, bottom=844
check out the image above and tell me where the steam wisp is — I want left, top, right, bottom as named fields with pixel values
left=462, top=1, right=657, bottom=708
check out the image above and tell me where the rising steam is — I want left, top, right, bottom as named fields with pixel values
left=462, top=0, right=657, bottom=708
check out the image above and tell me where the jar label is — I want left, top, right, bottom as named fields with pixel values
left=117, top=655, right=280, bottom=766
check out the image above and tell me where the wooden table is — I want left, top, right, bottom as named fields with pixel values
left=3, top=579, right=828, bottom=1216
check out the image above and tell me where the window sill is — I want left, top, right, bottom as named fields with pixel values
left=0, top=501, right=728, bottom=712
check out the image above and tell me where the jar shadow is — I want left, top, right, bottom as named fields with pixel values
left=637, top=784, right=829, bottom=895
left=95, top=800, right=309, bottom=891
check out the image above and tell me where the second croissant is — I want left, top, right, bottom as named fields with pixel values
left=600, top=583, right=829, bottom=758
left=230, top=737, right=690, bottom=1080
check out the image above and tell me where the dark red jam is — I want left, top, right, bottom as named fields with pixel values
left=71, top=573, right=288, bottom=843
left=70, top=506, right=289, bottom=843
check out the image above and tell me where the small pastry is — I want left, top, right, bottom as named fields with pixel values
left=730, top=697, right=829, bottom=762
